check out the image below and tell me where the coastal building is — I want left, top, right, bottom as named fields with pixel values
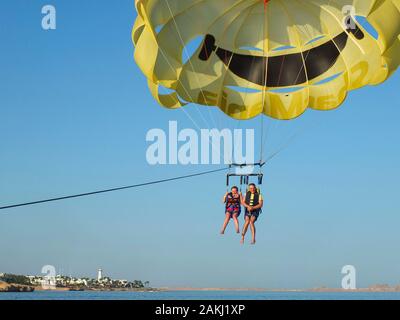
left=10, top=271, right=143, bottom=290
left=55, top=275, right=67, bottom=286
left=97, top=268, right=103, bottom=281
left=27, top=275, right=42, bottom=286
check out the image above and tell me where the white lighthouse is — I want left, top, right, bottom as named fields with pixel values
left=97, top=268, right=103, bottom=281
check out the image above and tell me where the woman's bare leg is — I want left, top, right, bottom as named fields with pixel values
left=220, top=213, right=231, bottom=234
left=250, top=216, right=257, bottom=244
left=233, top=213, right=240, bottom=233
left=241, top=216, right=250, bottom=244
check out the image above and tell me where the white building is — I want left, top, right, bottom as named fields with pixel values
left=97, top=268, right=103, bottom=281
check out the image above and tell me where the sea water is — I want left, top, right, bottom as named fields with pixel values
left=1, top=290, right=400, bottom=300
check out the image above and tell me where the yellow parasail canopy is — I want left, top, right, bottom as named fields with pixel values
left=132, top=0, right=400, bottom=120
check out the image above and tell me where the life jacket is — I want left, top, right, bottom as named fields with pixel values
left=225, top=192, right=240, bottom=208
left=245, top=191, right=260, bottom=206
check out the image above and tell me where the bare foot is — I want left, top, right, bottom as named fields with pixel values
left=250, top=240, right=256, bottom=245
left=236, top=229, right=240, bottom=234
left=220, top=230, right=225, bottom=235
left=240, top=237, right=245, bottom=244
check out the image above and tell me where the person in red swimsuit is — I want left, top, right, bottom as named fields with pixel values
left=221, top=186, right=242, bottom=234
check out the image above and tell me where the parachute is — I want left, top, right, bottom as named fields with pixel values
left=133, top=0, right=400, bottom=120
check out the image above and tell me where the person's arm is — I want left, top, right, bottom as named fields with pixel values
left=241, top=194, right=250, bottom=210
left=240, top=193, right=246, bottom=206
left=253, top=200, right=263, bottom=210
left=222, top=192, right=228, bottom=203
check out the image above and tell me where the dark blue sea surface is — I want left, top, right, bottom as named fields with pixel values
left=1, top=290, right=400, bottom=300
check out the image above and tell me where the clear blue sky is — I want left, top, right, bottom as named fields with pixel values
left=1, top=0, right=400, bottom=289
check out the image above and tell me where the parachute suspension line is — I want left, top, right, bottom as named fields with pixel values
left=143, top=32, right=205, bottom=131
left=260, top=1, right=268, bottom=172
left=263, top=128, right=305, bottom=166
left=163, top=0, right=219, bottom=131
left=137, top=3, right=208, bottom=132
left=228, top=5, right=262, bottom=169
left=226, top=165, right=231, bottom=192
left=141, top=8, right=223, bottom=158
left=266, top=1, right=313, bottom=167
left=162, top=0, right=230, bottom=163
left=0, top=167, right=230, bottom=211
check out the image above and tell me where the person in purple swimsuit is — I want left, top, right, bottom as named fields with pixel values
left=221, top=186, right=242, bottom=234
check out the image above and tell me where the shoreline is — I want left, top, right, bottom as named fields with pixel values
left=3, top=288, right=400, bottom=293
left=161, top=287, right=269, bottom=292
left=161, top=288, right=400, bottom=293
left=3, top=282, right=400, bottom=293
left=40, top=287, right=400, bottom=293
left=33, top=286, right=160, bottom=292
